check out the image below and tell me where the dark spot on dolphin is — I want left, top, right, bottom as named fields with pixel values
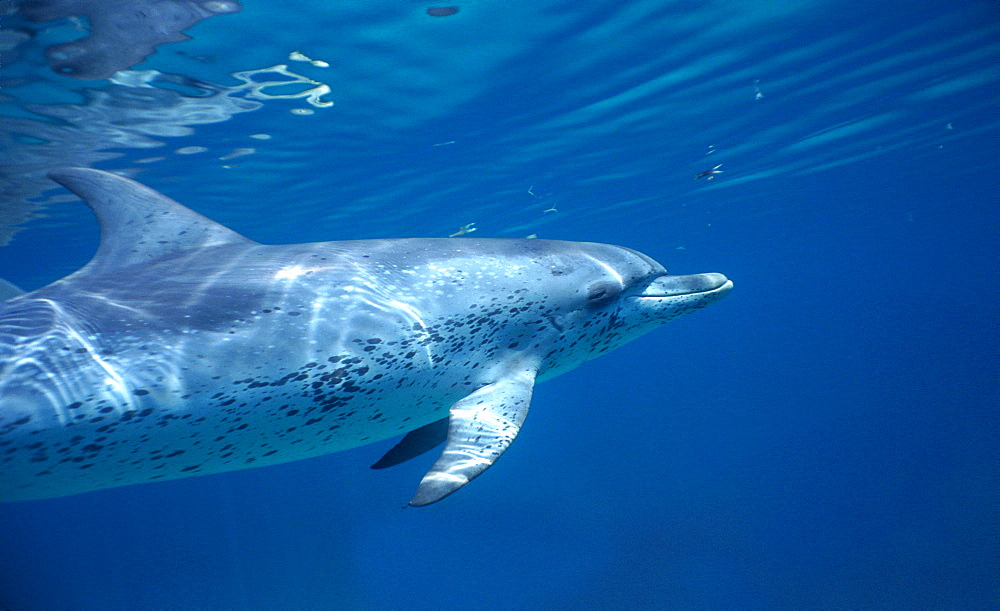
left=427, top=6, right=459, bottom=17
left=133, top=389, right=150, bottom=396
left=8, top=415, right=31, bottom=427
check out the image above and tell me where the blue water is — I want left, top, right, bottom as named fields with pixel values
left=1, top=0, right=998, bottom=607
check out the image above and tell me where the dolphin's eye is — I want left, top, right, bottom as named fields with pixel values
left=586, top=281, right=621, bottom=308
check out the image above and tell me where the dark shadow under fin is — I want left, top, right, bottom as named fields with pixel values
left=48, top=168, right=256, bottom=277
left=371, top=417, right=449, bottom=470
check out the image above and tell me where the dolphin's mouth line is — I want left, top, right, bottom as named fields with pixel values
left=632, top=279, right=733, bottom=299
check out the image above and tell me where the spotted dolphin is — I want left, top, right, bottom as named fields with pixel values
left=0, top=168, right=732, bottom=505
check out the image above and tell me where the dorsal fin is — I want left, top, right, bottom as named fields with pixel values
left=0, top=278, right=25, bottom=301
left=48, top=168, right=256, bottom=275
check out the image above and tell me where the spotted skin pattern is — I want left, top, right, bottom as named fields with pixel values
left=0, top=169, right=732, bottom=504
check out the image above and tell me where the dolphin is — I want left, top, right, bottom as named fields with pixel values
left=0, top=168, right=732, bottom=505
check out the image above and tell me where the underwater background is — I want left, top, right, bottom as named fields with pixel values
left=0, top=0, right=997, bottom=607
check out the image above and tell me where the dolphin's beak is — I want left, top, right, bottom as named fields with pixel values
left=638, top=272, right=732, bottom=298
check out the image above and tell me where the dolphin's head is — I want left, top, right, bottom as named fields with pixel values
left=520, top=240, right=733, bottom=380
left=340, top=237, right=730, bottom=383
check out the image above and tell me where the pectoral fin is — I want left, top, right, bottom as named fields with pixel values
left=371, top=417, right=448, bottom=469
left=408, top=367, right=536, bottom=507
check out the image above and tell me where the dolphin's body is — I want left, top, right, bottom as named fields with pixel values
left=0, top=169, right=732, bottom=505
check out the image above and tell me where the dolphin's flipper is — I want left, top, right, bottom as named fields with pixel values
left=409, top=367, right=537, bottom=506
left=48, top=168, right=256, bottom=275
left=371, top=417, right=449, bottom=469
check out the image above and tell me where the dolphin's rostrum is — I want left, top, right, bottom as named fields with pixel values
left=0, top=168, right=732, bottom=505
